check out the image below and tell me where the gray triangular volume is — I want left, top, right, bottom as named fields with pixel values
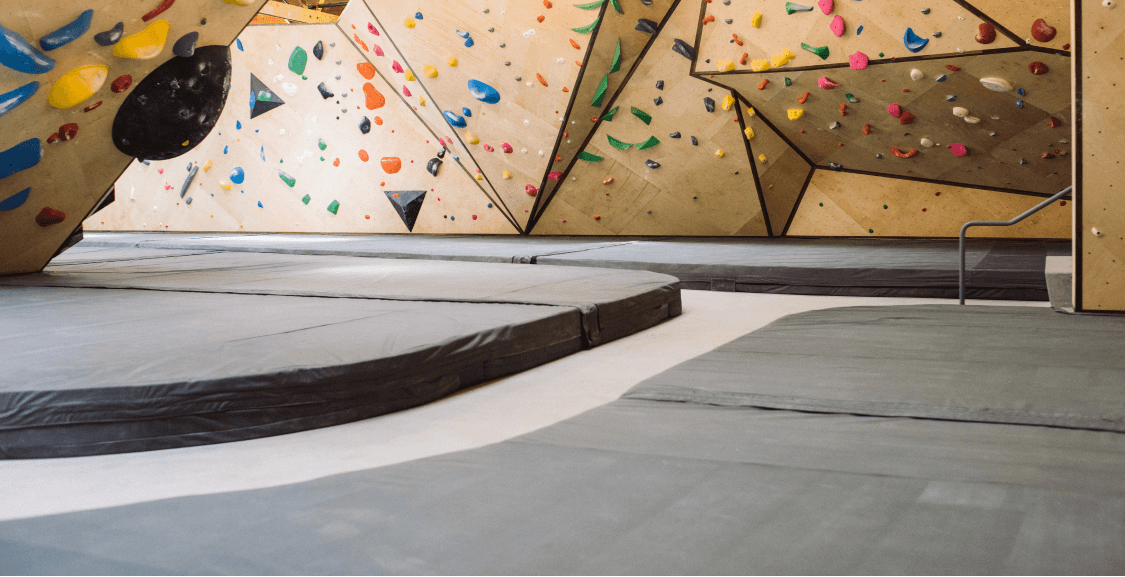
left=249, top=73, right=285, bottom=119
left=384, top=190, right=426, bottom=232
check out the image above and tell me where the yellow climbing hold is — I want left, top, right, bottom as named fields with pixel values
left=405, top=18, right=416, bottom=28
left=465, top=132, right=480, bottom=145
left=715, top=149, right=725, bottom=158
left=219, top=179, right=232, bottom=190
left=750, top=59, right=770, bottom=72
left=47, top=64, right=108, bottom=109
left=419, top=97, right=426, bottom=106
left=783, top=48, right=796, bottom=59
left=202, top=160, right=212, bottom=172
left=744, top=126, right=754, bottom=139
left=447, top=57, right=458, bottom=67
left=716, top=61, right=734, bottom=72
left=787, top=108, right=804, bottom=120
left=222, top=0, right=254, bottom=5
left=746, top=106, right=756, bottom=117
left=404, top=70, right=415, bottom=81
left=759, top=154, right=767, bottom=163
left=751, top=12, right=762, bottom=28
left=721, top=95, right=735, bottom=111
left=113, top=19, right=169, bottom=60
left=423, top=65, right=438, bottom=78
left=770, top=54, right=790, bottom=68
left=502, top=171, right=512, bottom=180
left=182, top=140, right=189, bottom=146
left=475, top=173, right=483, bottom=180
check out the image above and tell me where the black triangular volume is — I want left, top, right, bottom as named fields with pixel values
left=384, top=190, right=426, bottom=232
left=249, top=73, right=285, bottom=119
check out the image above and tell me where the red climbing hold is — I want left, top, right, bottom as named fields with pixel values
left=946, top=65, right=961, bottom=72
left=1029, top=61, right=1049, bottom=75
left=142, top=0, right=176, bottom=22
left=333, top=158, right=340, bottom=167
left=1031, top=19, right=1057, bottom=43
left=1048, top=116, right=1062, bottom=128
left=111, top=75, right=132, bottom=93
left=899, top=111, right=916, bottom=125
left=58, top=123, right=78, bottom=141
left=950, top=144, right=968, bottom=157
left=975, top=22, right=996, bottom=44
left=544, top=0, right=553, bottom=7
left=862, top=123, right=871, bottom=135
left=35, top=207, right=66, bottom=227
left=391, top=61, right=404, bottom=73
left=890, top=148, right=919, bottom=159
left=357, top=63, right=376, bottom=80
left=83, top=101, right=102, bottom=112
left=740, top=53, right=748, bottom=65
left=548, top=171, right=561, bottom=180
left=733, top=34, right=743, bottom=46
left=46, top=132, right=59, bottom=144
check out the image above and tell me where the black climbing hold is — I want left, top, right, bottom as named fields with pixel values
left=313, top=40, right=324, bottom=60
left=172, top=32, right=198, bottom=58
left=690, top=136, right=698, bottom=146
left=655, top=80, right=664, bottom=90
left=436, top=148, right=446, bottom=159
left=93, top=22, right=123, bottom=47
left=654, top=96, right=663, bottom=106
left=185, top=196, right=192, bottom=205
left=140, top=159, right=150, bottom=165
left=645, top=159, right=660, bottom=169
left=921, top=8, right=931, bottom=14
left=111, top=45, right=231, bottom=161
left=359, top=116, right=371, bottom=134
left=703, top=97, right=715, bottom=113
left=635, top=19, right=658, bottom=34
left=317, top=82, right=334, bottom=99
left=249, top=73, right=285, bottom=119
left=200, top=18, right=206, bottom=25
left=426, top=158, right=442, bottom=176
left=669, top=131, right=681, bottom=138
left=672, top=39, right=695, bottom=60
left=385, top=190, right=427, bottom=231
left=724, top=19, right=732, bottom=24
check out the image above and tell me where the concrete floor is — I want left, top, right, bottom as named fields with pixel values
left=0, top=291, right=1047, bottom=522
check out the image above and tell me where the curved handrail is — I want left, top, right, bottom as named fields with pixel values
left=959, top=186, right=1073, bottom=305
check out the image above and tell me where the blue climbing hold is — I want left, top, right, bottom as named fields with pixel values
left=1018, top=88, right=1026, bottom=96
left=456, top=30, right=470, bottom=39
left=257, top=200, right=263, bottom=208
left=903, top=28, right=929, bottom=53
left=224, top=145, right=229, bottom=154
left=236, top=120, right=242, bottom=130
left=0, top=187, right=30, bottom=211
left=0, top=22, right=55, bottom=74
left=856, top=25, right=863, bottom=35
left=443, top=110, right=467, bottom=127
left=230, top=166, right=245, bottom=184
left=260, top=146, right=265, bottom=161
left=0, top=139, right=43, bottom=181
left=235, top=38, right=244, bottom=51
left=0, top=81, right=39, bottom=118
left=464, top=37, right=474, bottom=47
left=415, top=12, right=423, bottom=19
left=467, top=79, right=500, bottom=104
left=39, top=9, right=93, bottom=51
left=936, top=74, right=947, bottom=82
left=462, top=106, right=472, bottom=117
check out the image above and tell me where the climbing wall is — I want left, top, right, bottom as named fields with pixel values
left=531, top=0, right=768, bottom=236
left=88, top=24, right=514, bottom=235
left=0, top=0, right=266, bottom=274
left=1076, top=0, right=1125, bottom=311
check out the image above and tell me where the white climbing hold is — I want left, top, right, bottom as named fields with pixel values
left=952, top=107, right=969, bottom=118
left=964, top=116, right=981, bottom=124
left=920, top=138, right=934, bottom=147
left=910, top=68, right=924, bottom=81
left=980, top=77, right=1013, bottom=92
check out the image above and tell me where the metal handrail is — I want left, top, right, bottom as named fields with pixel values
left=959, top=186, right=1073, bottom=305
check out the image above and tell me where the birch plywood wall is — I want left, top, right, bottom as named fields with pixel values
left=0, top=0, right=267, bottom=274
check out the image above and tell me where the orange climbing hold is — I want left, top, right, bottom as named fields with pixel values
left=702, top=15, right=715, bottom=24
left=358, top=150, right=369, bottom=162
left=537, top=73, right=548, bottom=87
left=570, top=39, right=580, bottom=49
left=798, top=92, right=810, bottom=104
left=862, top=123, right=871, bottom=135
left=537, top=15, right=545, bottom=22
left=374, top=117, right=383, bottom=125
left=357, top=63, right=376, bottom=79
left=354, top=34, right=368, bottom=51
left=757, top=78, right=768, bottom=90
left=740, top=53, right=748, bottom=65
left=890, top=148, right=919, bottom=159
left=733, top=34, right=743, bottom=46
left=839, top=104, right=847, bottom=116
left=380, top=157, right=402, bottom=173
left=363, top=82, right=386, bottom=109
left=333, top=158, right=340, bottom=167
left=544, top=0, right=553, bottom=7
left=603, top=177, right=614, bottom=185
left=562, top=86, right=569, bottom=92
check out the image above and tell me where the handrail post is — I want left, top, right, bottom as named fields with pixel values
left=959, top=186, right=1072, bottom=305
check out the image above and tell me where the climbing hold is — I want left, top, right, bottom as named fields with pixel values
left=715, top=148, right=724, bottom=158
left=818, top=0, right=834, bottom=14
left=829, top=15, right=845, bottom=37
left=786, top=3, right=814, bottom=14
left=363, top=83, right=385, bottom=109
left=0, top=139, right=41, bottom=182
left=278, top=169, right=296, bottom=187
left=249, top=74, right=284, bottom=118
left=359, top=116, right=372, bottom=134
left=467, top=79, right=501, bottom=104
left=921, top=138, right=934, bottom=147
left=950, top=144, right=968, bottom=157
left=703, top=98, right=715, bottom=113
left=690, top=136, right=698, bottom=146
left=721, top=95, right=735, bottom=111
left=317, top=82, right=334, bottom=99
left=849, top=51, right=869, bottom=70
left=1029, top=61, right=1049, bottom=75
left=229, top=166, right=245, bottom=185
left=327, top=200, right=340, bottom=215
left=980, top=77, right=1013, bottom=92
left=356, top=63, right=376, bottom=80
left=632, top=106, right=653, bottom=124
left=644, top=159, right=660, bottom=169
left=672, top=39, right=695, bottom=60
left=577, top=150, right=603, bottom=162
left=525, top=184, right=539, bottom=196
left=443, top=111, right=466, bottom=127
left=818, top=77, right=840, bottom=89
left=903, top=28, right=929, bottom=52
left=40, top=9, right=93, bottom=51
left=380, top=157, right=402, bottom=173
left=536, top=73, right=549, bottom=87
left=654, top=96, right=663, bottom=106
left=717, top=61, right=734, bottom=72
left=172, top=31, right=199, bottom=58
left=358, top=150, right=369, bottom=162
left=751, top=60, right=770, bottom=72
left=312, top=40, right=324, bottom=60
left=800, top=43, right=830, bottom=60
left=502, top=171, right=512, bottom=179
left=635, top=19, right=658, bottom=34
left=0, top=81, right=38, bottom=118
left=288, top=46, right=307, bottom=74
left=0, top=22, right=56, bottom=74
left=669, top=132, right=681, bottom=139
left=464, top=132, right=479, bottom=145
left=405, top=70, right=416, bottom=82
left=975, top=22, right=996, bottom=44
left=787, top=109, right=804, bottom=120
left=426, top=157, right=442, bottom=176
left=405, top=18, right=416, bottom=28
left=112, top=19, right=169, bottom=59
left=910, top=68, right=924, bottom=81
left=952, top=106, right=969, bottom=118
left=890, top=148, right=919, bottom=159
left=0, top=187, right=29, bottom=211
left=636, top=136, right=660, bottom=150
left=462, top=107, right=472, bottom=118
left=35, top=207, right=65, bottom=227
left=887, top=104, right=902, bottom=118
left=607, top=135, right=631, bottom=149
left=899, top=111, right=916, bottom=125
left=1031, top=19, right=1057, bottom=42
left=94, top=22, right=124, bottom=47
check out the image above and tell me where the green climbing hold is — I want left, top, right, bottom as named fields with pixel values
left=327, top=199, right=340, bottom=214
left=610, top=39, right=622, bottom=73
left=602, top=106, right=618, bottom=121
left=592, top=75, right=609, bottom=107
left=786, top=2, right=815, bottom=14
left=635, top=135, right=660, bottom=150
left=630, top=106, right=652, bottom=125
left=869, top=229, right=874, bottom=233
left=572, top=17, right=599, bottom=34
left=302, top=194, right=311, bottom=205
left=317, top=139, right=327, bottom=151
left=800, top=43, right=830, bottom=60
left=883, top=204, right=888, bottom=209
left=610, top=0, right=623, bottom=14
left=819, top=203, right=824, bottom=207
left=573, top=0, right=605, bottom=8
left=607, top=134, right=631, bottom=149
left=784, top=77, right=792, bottom=87
left=288, top=46, right=308, bottom=74
left=577, top=150, right=604, bottom=162
left=278, top=169, right=296, bottom=187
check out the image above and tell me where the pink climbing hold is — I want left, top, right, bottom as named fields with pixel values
left=368, top=23, right=380, bottom=36
left=373, top=44, right=384, bottom=57
left=950, top=144, right=968, bottom=157
left=525, top=184, right=539, bottom=196
left=887, top=104, right=902, bottom=118
left=848, top=51, right=869, bottom=70
left=818, top=77, right=841, bottom=89
left=818, top=0, right=834, bottom=15
left=483, top=144, right=494, bottom=152
left=548, top=171, right=561, bottom=181
left=501, top=142, right=513, bottom=153
left=402, top=85, right=411, bottom=96
left=391, top=60, right=404, bottom=73
left=829, top=15, right=845, bottom=37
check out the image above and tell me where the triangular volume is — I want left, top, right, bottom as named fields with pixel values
left=249, top=73, right=285, bottom=119
left=532, top=0, right=681, bottom=226
left=742, top=100, right=813, bottom=236
left=694, top=0, right=1020, bottom=74
left=384, top=190, right=427, bottom=231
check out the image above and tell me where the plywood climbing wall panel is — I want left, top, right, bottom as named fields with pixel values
left=787, top=170, right=1071, bottom=238
left=741, top=97, right=813, bottom=235
left=532, top=0, right=765, bottom=236
left=695, top=0, right=1020, bottom=75
left=1076, top=0, right=1125, bottom=311
left=88, top=24, right=515, bottom=235
left=971, top=0, right=1072, bottom=52
left=0, top=0, right=267, bottom=274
